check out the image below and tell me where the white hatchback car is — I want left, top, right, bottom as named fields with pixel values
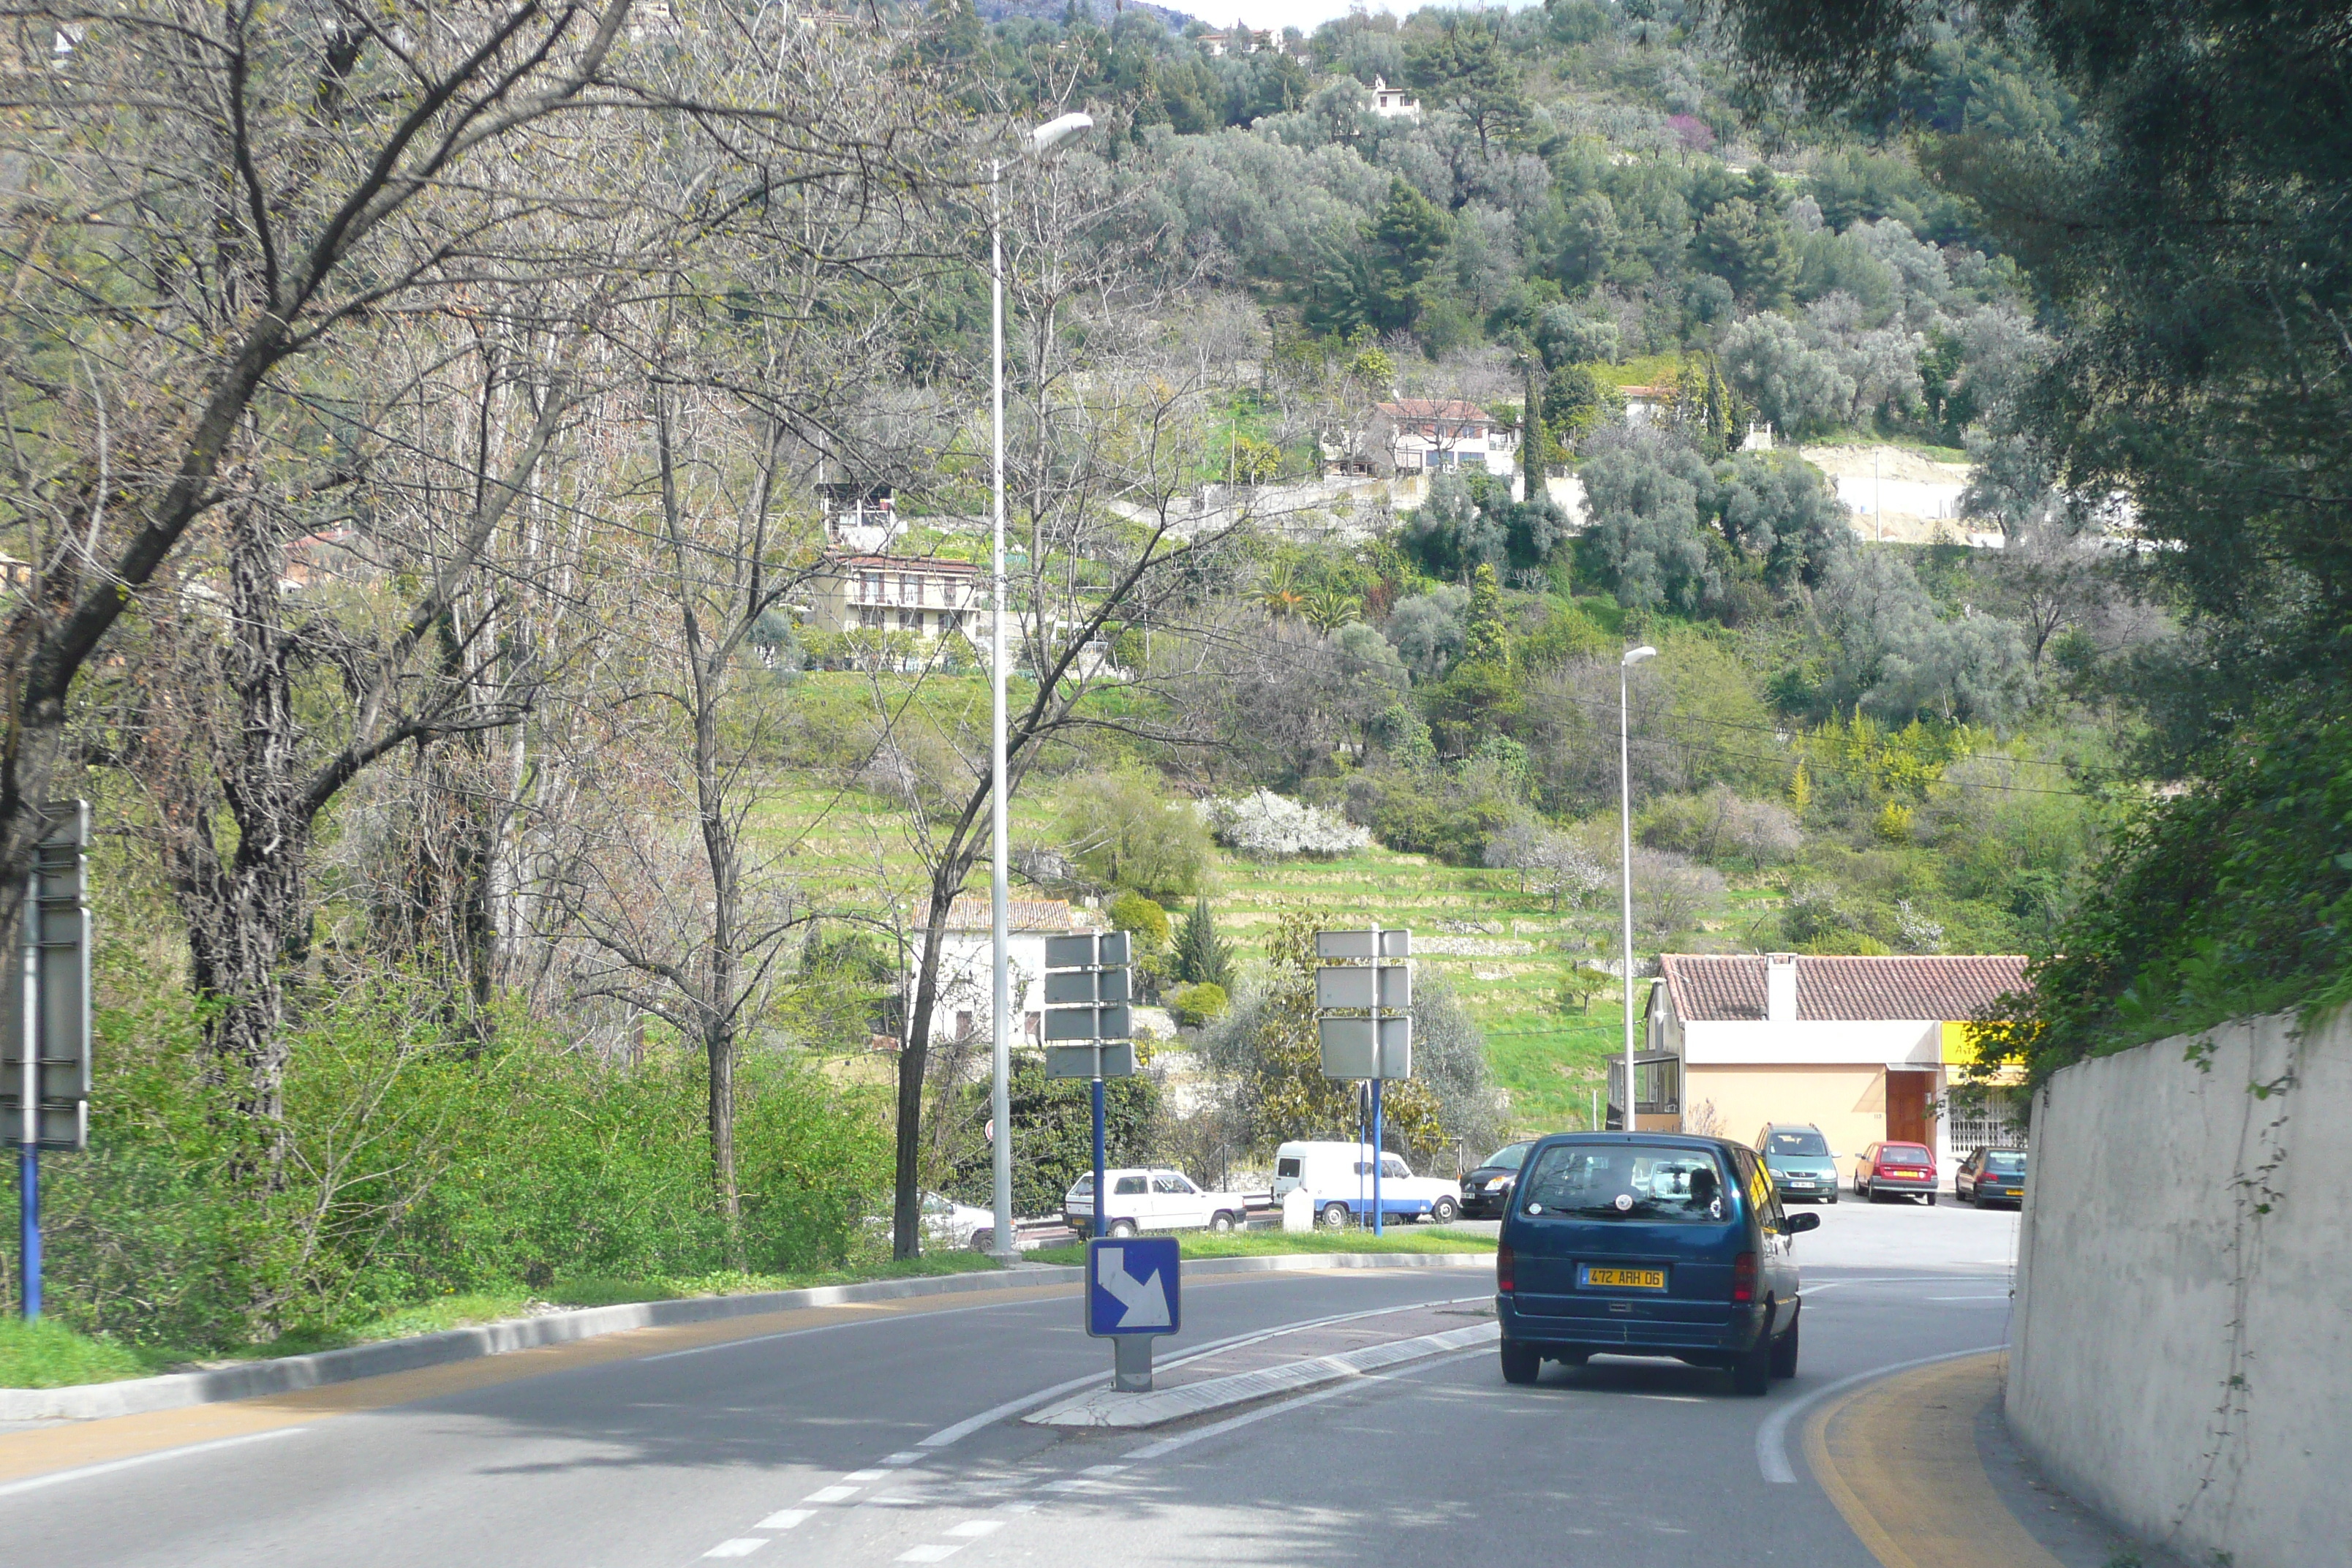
left=1064, top=1167, right=1251, bottom=1237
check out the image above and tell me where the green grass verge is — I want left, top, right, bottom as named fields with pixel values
left=1026, top=1228, right=1496, bottom=1266
left=4, top=1253, right=1008, bottom=1388
left=0, top=1316, right=158, bottom=1389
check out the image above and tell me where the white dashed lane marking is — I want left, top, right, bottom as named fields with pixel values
left=895, top=1547, right=962, bottom=1564
left=949, top=1520, right=1004, bottom=1538
left=704, top=1542, right=769, bottom=1558
left=802, top=1484, right=859, bottom=1503
left=843, top=1469, right=891, bottom=1481
left=755, top=1509, right=813, bottom=1530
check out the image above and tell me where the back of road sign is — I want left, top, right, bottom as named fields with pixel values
left=1086, top=1235, right=1179, bottom=1337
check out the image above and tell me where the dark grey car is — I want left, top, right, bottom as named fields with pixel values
left=1755, top=1123, right=1840, bottom=1205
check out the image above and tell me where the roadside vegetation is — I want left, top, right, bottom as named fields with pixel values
left=1, top=0, right=2334, bottom=1387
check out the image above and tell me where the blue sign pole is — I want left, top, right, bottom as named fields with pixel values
left=18, top=1147, right=36, bottom=1322
left=1371, top=1077, right=1384, bottom=1237
left=1091, top=1068, right=1107, bottom=1240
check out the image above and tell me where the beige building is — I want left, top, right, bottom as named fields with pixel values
left=807, top=554, right=979, bottom=640
left=1643, top=953, right=2029, bottom=1174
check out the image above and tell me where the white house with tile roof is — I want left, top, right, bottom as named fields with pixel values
left=908, top=896, right=1104, bottom=1048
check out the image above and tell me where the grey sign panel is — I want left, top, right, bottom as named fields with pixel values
left=1313, top=964, right=1411, bottom=1011
left=1097, top=931, right=1131, bottom=968
left=1044, top=970, right=1100, bottom=1006
left=1316, top=1015, right=1413, bottom=1080
left=1314, top=928, right=1410, bottom=961
left=1043, top=1003, right=1133, bottom=1042
left=1044, top=932, right=1100, bottom=970
left=1048, top=967, right=1129, bottom=1005
left=1044, top=1043, right=1137, bottom=1079
left=3, top=801, right=91, bottom=1150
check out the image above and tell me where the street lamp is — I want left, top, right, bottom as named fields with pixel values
left=1618, top=644, right=1657, bottom=1131
left=990, top=112, right=1093, bottom=1264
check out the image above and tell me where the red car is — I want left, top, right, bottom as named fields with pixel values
left=1852, top=1141, right=1938, bottom=1205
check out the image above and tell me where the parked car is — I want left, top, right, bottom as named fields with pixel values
left=1754, top=1123, right=1841, bottom=1204
left=1494, top=1133, right=1817, bottom=1396
left=867, top=1191, right=995, bottom=1251
left=1459, top=1140, right=1535, bottom=1219
left=1063, top=1167, right=1250, bottom=1238
left=1272, top=1140, right=1461, bottom=1227
left=1852, top=1141, right=1939, bottom=1204
left=1956, top=1147, right=2028, bottom=1207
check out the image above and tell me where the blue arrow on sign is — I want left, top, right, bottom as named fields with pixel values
left=1085, top=1235, right=1179, bottom=1337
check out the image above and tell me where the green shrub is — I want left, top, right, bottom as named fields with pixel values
left=1168, top=981, right=1229, bottom=1028
left=1108, top=890, right=1172, bottom=949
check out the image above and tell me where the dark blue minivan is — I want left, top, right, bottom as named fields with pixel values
left=1495, top=1132, right=1817, bottom=1395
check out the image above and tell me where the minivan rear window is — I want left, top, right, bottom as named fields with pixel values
left=1518, top=1145, right=1733, bottom=1224
left=1766, top=1130, right=1830, bottom=1157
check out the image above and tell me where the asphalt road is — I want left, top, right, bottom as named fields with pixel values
left=5, top=1204, right=2046, bottom=1568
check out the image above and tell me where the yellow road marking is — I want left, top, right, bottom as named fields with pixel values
left=0, top=1282, right=1077, bottom=1487
left=1803, top=1349, right=2065, bottom=1568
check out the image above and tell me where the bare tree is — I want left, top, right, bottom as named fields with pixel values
left=0, top=0, right=651, bottom=954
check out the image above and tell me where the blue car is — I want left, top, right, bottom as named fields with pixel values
left=1495, top=1132, right=1817, bottom=1396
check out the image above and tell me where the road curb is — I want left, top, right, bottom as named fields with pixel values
left=2, top=1248, right=1493, bottom=1422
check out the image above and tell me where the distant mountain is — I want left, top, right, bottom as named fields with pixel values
left=973, top=0, right=1201, bottom=33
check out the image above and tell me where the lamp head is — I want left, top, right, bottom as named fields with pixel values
left=1622, top=645, right=1659, bottom=666
left=1030, top=113, right=1094, bottom=154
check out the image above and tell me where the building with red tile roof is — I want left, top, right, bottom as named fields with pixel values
left=1636, top=952, right=2031, bottom=1177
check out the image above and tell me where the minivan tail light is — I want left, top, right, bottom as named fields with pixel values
left=1496, top=1241, right=1515, bottom=1294
left=1731, top=1252, right=1757, bottom=1304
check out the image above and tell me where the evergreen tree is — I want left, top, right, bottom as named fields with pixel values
left=1463, top=563, right=1510, bottom=666
left=1365, top=179, right=1450, bottom=333
left=1172, top=896, right=1235, bottom=992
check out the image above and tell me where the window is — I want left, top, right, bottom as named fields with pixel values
left=860, top=571, right=880, bottom=601
left=857, top=606, right=882, bottom=630
left=1482, top=1142, right=1534, bottom=1171
left=1275, top=1157, right=1302, bottom=1179
left=1518, top=1144, right=1733, bottom=1224
left=1986, top=1151, right=2027, bottom=1172
left=1766, top=1129, right=1831, bottom=1158
left=1460, top=453, right=1486, bottom=471
left=1380, top=1156, right=1410, bottom=1180
left=1113, top=1175, right=1147, bottom=1196
left=1152, top=1175, right=1196, bottom=1195
left=955, top=1010, right=973, bottom=1040
left=902, top=573, right=919, bottom=604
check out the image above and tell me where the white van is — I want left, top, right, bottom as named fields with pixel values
left=1271, top=1141, right=1460, bottom=1227
left=1063, top=1167, right=1251, bottom=1237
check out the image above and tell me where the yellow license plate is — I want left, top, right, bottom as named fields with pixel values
left=1583, top=1266, right=1665, bottom=1289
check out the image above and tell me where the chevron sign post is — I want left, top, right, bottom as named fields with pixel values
left=1087, top=1234, right=1179, bottom=1392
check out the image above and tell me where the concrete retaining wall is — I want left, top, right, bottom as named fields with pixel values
left=2008, top=1008, right=2352, bottom=1567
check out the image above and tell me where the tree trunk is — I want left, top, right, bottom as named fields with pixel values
left=894, top=830, right=984, bottom=1261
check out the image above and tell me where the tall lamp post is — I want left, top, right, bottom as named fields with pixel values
left=990, top=112, right=1092, bottom=1264
left=1618, top=644, right=1658, bottom=1131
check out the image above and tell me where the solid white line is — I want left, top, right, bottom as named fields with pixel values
left=914, top=1293, right=1490, bottom=1448
left=1927, top=1294, right=2010, bottom=1302
left=1121, top=1348, right=1489, bottom=1460
left=1754, top=1343, right=2005, bottom=1484
left=0, top=1425, right=306, bottom=1501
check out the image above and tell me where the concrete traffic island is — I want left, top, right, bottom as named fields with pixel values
left=1026, top=1298, right=1498, bottom=1429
